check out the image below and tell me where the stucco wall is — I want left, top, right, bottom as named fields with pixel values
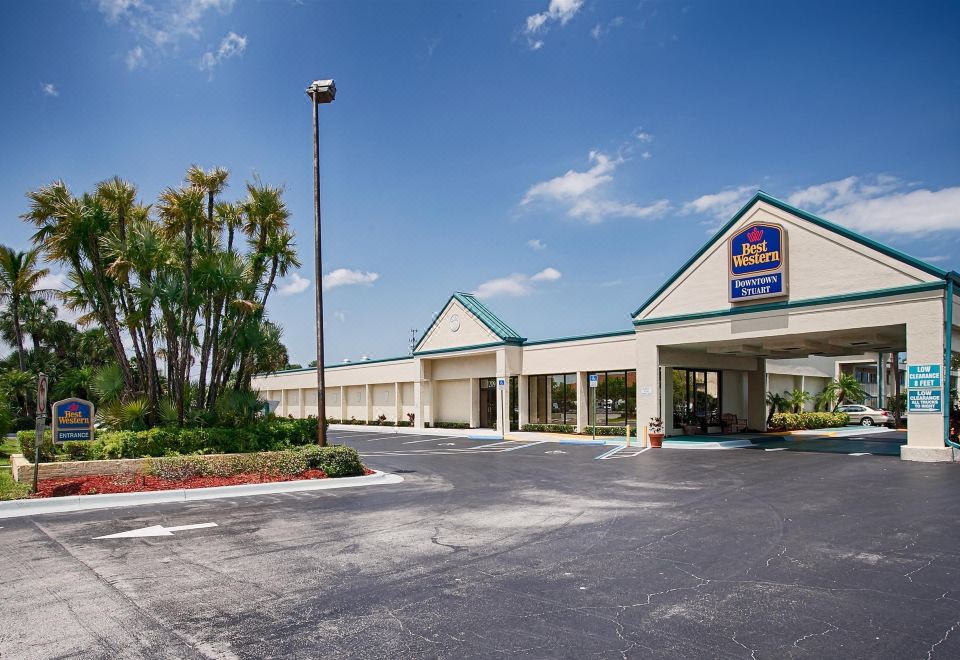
left=436, top=379, right=471, bottom=424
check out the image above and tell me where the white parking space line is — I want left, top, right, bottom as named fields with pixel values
left=501, top=440, right=549, bottom=452
left=849, top=452, right=872, bottom=456
left=765, top=448, right=788, bottom=452
left=402, top=437, right=459, bottom=444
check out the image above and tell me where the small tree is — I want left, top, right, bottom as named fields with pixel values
left=822, top=373, right=867, bottom=410
left=765, top=392, right=789, bottom=424
left=786, top=388, right=811, bottom=413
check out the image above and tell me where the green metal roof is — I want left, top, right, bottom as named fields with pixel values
left=413, top=292, right=525, bottom=352
left=630, top=190, right=950, bottom=319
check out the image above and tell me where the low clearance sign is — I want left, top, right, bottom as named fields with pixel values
left=728, top=223, right=788, bottom=303
left=52, top=398, right=95, bottom=443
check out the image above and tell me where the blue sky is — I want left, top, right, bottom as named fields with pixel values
left=2, top=0, right=959, bottom=365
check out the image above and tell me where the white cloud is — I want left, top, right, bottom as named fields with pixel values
left=634, top=128, right=653, bottom=143
left=784, top=174, right=960, bottom=235
left=527, top=239, right=546, bottom=250
left=472, top=267, right=562, bottom=299
left=682, top=185, right=756, bottom=220
left=125, top=46, right=145, bottom=70
left=591, top=16, right=624, bottom=40
left=568, top=198, right=669, bottom=224
left=277, top=273, right=311, bottom=296
left=322, top=268, right=380, bottom=291
left=522, top=149, right=668, bottom=224
left=919, top=255, right=949, bottom=263
left=41, top=83, right=58, bottom=97
left=334, top=311, right=347, bottom=322
left=806, top=183, right=960, bottom=235
left=199, top=31, right=247, bottom=72
left=531, top=267, right=562, bottom=282
left=37, top=272, right=68, bottom=290
left=95, top=0, right=237, bottom=70
left=684, top=174, right=960, bottom=236
left=523, top=150, right=618, bottom=204
left=641, top=151, right=652, bottom=160
left=522, top=0, right=584, bottom=50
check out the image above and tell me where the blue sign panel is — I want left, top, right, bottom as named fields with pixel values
left=729, top=224, right=784, bottom=277
left=908, top=389, right=942, bottom=413
left=730, top=272, right=784, bottom=301
left=907, top=364, right=941, bottom=389
left=728, top=223, right=787, bottom=302
left=52, top=398, right=95, bottom=442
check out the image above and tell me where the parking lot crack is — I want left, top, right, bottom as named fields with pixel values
left=792, top=619, right=839, bottom=650
left=730, top=632, right=758, bottom=659
left=430, top=526, right=468, bottom=553
left=925, top=619, right=960, bottom=659
left=905, top=558, right=933, bottom=583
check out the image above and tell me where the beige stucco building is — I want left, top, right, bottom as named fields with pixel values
left=252, top=192, right=960, bottom=462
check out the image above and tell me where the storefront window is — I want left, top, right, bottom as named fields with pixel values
left=528, top=373, right=577, bottom=425
left=588, top=370, right=637, bottom=426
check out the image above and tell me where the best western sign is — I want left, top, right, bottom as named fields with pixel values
left=728, top=223, right=788, bottom=302
left=52, top=398, right=95, bottom=443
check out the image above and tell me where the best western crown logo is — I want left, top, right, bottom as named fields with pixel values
left=730, top=223, right=783, bottom=275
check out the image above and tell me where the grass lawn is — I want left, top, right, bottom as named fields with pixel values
left=0, top=434, right=30, bottom=500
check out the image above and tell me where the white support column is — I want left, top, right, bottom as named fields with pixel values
left=747, top=359, right=767, bottom=431
left=576, top=371, right=588, bottom=433
left=394, top=382, right=402, bottom=423
left=414, top=358, right=430, bottom=429
left=518, top=375, right=529, bottom=430
left=364, top=384, right=372, bottom=423
left=339, top=386, right=346, bottom=422
left=902, top=309, right=952, bottom=461
left=636, top=342, right=659, bottom=434
left=469, top=377, right=479, bottom=428
left=298, top=387, right=305, bottom=419
left=496, top=349, right=507, bottom=437
left=662, top=367, right=677, bottom=435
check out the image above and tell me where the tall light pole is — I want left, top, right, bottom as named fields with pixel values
left=307, top=79, right=336, bottom=446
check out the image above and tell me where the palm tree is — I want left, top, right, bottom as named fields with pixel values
left=822, top=373, right=867, bottom=410
left=157, top=185, right=205, bottom=423
left=765, top=392, right=788, bottom=424
left=0, top=245, right=55, bottom=371
left=786, top=388, right=812, bottom=413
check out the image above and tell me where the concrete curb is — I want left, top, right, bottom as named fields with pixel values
left=0, top=470, right=404, bottom=520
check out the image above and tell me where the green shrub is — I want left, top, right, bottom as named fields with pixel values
left=583, top=426, right=637, bottom=437
left=142, top=444, right=364, bottom=480
left=433, top=421, right=470, bottom=429
left=396, top=420, right=412, bottom=427
left=18, top=417, right=320, bottom=463
left=769, top=411, right=849, bottom=431
left=522, top=423, right=575, bottom=434
left=301, top=445, right=365, bottom=477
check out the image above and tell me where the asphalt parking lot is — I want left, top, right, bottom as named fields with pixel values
left=1, top=429, right=959, bottom=659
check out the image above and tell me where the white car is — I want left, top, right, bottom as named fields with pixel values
left=836, top=404, right=895, bottom=427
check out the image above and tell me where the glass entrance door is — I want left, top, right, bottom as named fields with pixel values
left=672, top=369, right=722, bottom=431
left=479, top=378, right=497, bottom=429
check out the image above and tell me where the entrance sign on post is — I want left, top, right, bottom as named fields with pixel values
left=589, top=374, right=598, bottom=388
left=497, top=378, right=506, bottom=390
left=907, top=364, right=941, bottom=389
left=52, top=398, right=95, bottom=443
left=908, top=389, right=942, bottom=413
left=728, top=223, right=788, bottom=303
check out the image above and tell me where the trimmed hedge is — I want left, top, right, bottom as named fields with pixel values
left=396, top=420, right=413, bottom=427
left=583, top=426, right=637, bottom=437
left=432, top=421, right=470, bottom=429
left=144, top=445, right=364, bottom=480
left=19, top=417, right=319, bottom=463
left=769, top=411, right=849, bottom=431
left=522, top=423, right=575, bottom=434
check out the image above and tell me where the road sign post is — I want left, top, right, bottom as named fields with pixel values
left=498, top=378, right=506, bottom=438
left=589, top=374, right=599, bottom=442
left=32, top=373, right=48, bottom=493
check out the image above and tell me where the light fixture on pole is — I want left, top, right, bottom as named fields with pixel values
left=307, top=78, right=336, bottom=446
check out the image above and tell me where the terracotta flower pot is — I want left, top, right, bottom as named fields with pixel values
left=649, top=433, right=664, bottom=448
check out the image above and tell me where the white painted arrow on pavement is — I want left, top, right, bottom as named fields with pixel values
left=95, top=522, right=218, bottom=539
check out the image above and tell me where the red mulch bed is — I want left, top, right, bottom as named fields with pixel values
left=33, top=467, right=375, bottom=499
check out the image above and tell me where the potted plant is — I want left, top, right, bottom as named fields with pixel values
left=682, top=411, right=700, bottom=436
left=649, top=417, right=665, bottom=448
